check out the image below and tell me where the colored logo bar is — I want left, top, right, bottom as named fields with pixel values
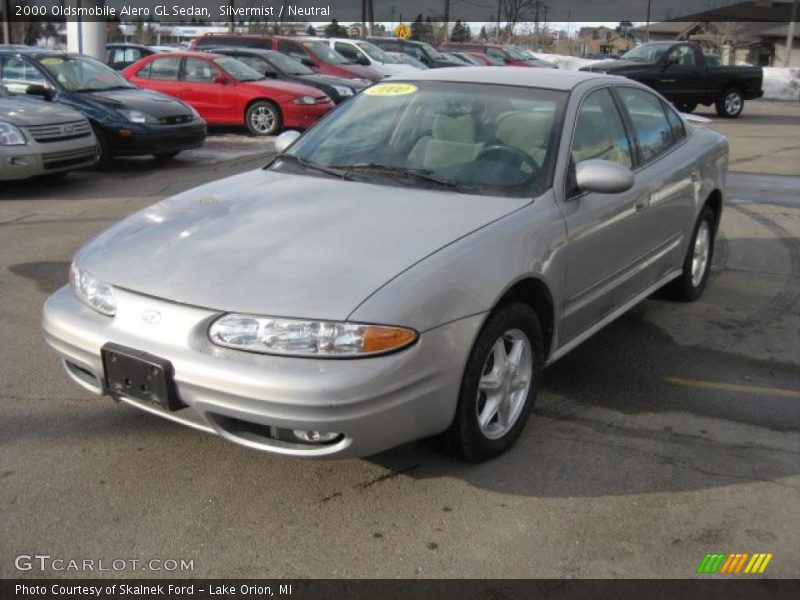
left=696, top=553, right=773, bottom=574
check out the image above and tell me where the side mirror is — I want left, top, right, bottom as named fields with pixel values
left=300, top=57, right=315, bottom=67
left=355, top=55, right=370, bottom=66
left=264, top=70, right=277, bottom=78
left=575, top=159, right=634, bottom=194
left=26, top=84, right=55, bottom=101
left=274, top=130, right=301, bottom=154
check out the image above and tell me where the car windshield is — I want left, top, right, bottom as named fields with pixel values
left=38, top=56, right=134, bottom=92
left=273, top=81, right=565, bottom=198
left=506, top=46, right=530, bottom=60
left=620, top=44, right=669, bottom=62
left=418, top=42, right=445, bottom=60
left=356, top=41, right=390, bottom=62
left=304, top=41, right=350, bottom=64
left=213, top=56, right=264, bottom=81
left=265, top=51, right=314, bottom=75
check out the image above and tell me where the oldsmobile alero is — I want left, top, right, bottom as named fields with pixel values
left=42, top=68, right=728, bottom=461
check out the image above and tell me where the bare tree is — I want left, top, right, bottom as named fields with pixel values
left=500, top=0, right=535, bottom=41
left=698, top=21, right=755, bottom=65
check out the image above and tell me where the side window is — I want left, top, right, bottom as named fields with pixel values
left=662, top=101, right=686, bottom=141
left=1, top=57, right=47, bottom=93
left=335, top=42, right=359, bottom=61
left=668, top=44, right=695, bottom=67
left=147, top=56, right=181, bottom=81
left=616, top=87, right=676, bottom=163
left=278, top=40, right=305, bottom=60
left=571, top=88, right=633, bottom=168
left=184, top=58, right=218, bottom=83
left=136, top=61, right=152, bottom=79
left=486, top=48, right=506, bottom=62
left=237, top=55, right=269, bottom=73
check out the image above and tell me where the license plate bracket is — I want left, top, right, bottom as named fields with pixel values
left=101, top=343, right=181, bottom=411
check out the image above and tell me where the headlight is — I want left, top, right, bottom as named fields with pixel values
left=69, top=262, right=116, bottom=316
left=293, top=96, right=318, bottom=105
left=118, top=109, right=158, bottom=124
left=209, top=314, right=417, bottom=358
left=333, top=86, right=354, bottom=97
left=0, top=121, right=26, bottom=146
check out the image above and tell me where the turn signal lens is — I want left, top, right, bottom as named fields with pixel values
left=363, top=326, right=417, bottom=354
left=208, top=315, right=417, bottom=358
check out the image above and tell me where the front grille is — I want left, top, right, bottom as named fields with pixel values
left=25, top=119, right=92, bottom=143
left=42, top=146, right=97, bottom=170
left=159, top=115, right=194, bottom=125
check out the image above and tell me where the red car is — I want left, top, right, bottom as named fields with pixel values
left=192, top=34, right=383, bottom=83
left=122, top=51, right=334, bottom=136
left=439, top=43, right=557, bottom=68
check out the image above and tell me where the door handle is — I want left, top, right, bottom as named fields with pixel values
left=691, top=172, right=700, bottom=182
left=634, top=194, right=652, bottom=212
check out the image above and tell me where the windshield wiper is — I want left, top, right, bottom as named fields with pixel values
left=272, top=154, right=352, bottom=180
left=329, top=163, right=464, bottom=192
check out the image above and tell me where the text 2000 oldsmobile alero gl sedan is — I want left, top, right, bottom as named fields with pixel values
left=43, top=68, right=728, bottom=461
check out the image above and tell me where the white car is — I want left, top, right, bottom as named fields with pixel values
left=325, top=38, right=419, bottom=76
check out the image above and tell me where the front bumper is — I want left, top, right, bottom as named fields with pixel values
left=282, top=101, right=335, bottom=129
left=102, top=121, right=207, bottom=157
left=42, top=286, right=481, bottom=458
left=0, top=139, right=98, bottom=181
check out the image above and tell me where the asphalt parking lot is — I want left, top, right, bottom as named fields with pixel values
left=1, top=100, right=798, bottom=579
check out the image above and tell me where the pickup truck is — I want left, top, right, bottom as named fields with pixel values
left=580, top=41, right=763, bottom=118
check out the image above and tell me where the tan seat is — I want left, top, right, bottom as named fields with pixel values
left=408, top=114, right=484, bottom=171
left=494, top=110, right=553, bottom=168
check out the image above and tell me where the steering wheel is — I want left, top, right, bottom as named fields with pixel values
left=477, top=145, right=539, bottom=173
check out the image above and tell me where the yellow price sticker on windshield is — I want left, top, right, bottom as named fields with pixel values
left=364, top=83, right=418, bottom=97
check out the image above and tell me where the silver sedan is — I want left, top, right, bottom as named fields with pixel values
left=42, top=68, right=728, bottom=461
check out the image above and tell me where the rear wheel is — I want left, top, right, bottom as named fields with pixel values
left=664, top=206, right=716, bottom=301
left=715, top=88, right=744, bottom=118
left=245, top=101, right=282, bottom=136
left=445, top=302, right=543, bottom=462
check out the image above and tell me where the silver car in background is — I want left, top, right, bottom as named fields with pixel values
left=42, top=69, right=728, bottom=461
left=0, top=84, right=97, bottom=180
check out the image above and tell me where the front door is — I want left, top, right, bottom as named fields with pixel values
left=558, top=87, right=651, bottom=342
left=180, top=57, right=228, bottom=123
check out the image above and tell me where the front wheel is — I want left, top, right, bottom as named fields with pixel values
left=715, top=88, right=744, bottom=118
left=664, top=206, right=716, bottom=301
left=445, top=302, right=543, bottom=462
left=245, top=101, right=282, bottom=136
left=153, top=151, right=180, bottom=161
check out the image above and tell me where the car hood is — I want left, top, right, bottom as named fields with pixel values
left=300, top=73, right=369, bottom=90
left=76, top=169, right=528, bottom=320
left=0, top=96, right=86, bottom=125
left=336, top=63, right=383, bottom=81
left=78, top=88, right=192, bottom=117
left=243, top=78, right=328, bottom=97
left=581, top=59, right=642, bottom=73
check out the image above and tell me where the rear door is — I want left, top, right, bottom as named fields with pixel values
left=614, top=86, right=697, bottom=276
left=133, top=55, right=182, bottom=98
left=180, top=57, right=229, bottom=123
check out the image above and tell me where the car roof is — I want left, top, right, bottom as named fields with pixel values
left=388, top=66, right=614, bottom=91
left=145, top=50, right=218, bottom=59
left=0, top=48, right=72, bottom=57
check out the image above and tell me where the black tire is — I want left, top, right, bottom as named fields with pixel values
left=676, top=101, right=697, bottom=113
left=715, top=88, right=744, bottom=119
left=445, top=302, right=543, bottom=462
left=664, top=206, right=716, bottom=302
left=153, top=151, right=180, bottom=161
left=91, top=125, right=113, bottom=168
left=245, top=100, right=282, bottom=136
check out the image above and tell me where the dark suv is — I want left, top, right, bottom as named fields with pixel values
left=367, top=38, right=462, bottom=68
